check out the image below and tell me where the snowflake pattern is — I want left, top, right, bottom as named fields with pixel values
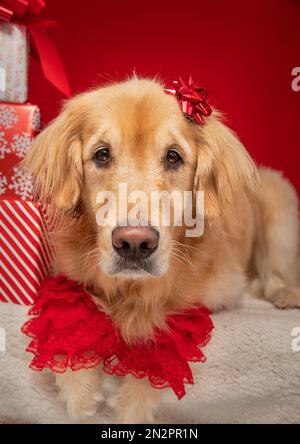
left=0, top=172, right=8, bottom=196
left=8, top=166, right=33, bottom=200
left=10, top=132, right=32, bottom=158
left=0, top=131, right=10, bottom=159
left=31, top=107, right=41, bottom=132
left=0, top=104, right=18, bottom=130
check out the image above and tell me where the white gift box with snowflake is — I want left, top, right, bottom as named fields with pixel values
left=0, top=22, right=29, bottom=103
left=0, top=102, right=55, bottom=305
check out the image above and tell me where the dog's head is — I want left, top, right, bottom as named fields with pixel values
left=25, top=78, right=257, bottom=279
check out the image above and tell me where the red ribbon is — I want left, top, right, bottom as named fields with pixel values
left=0, top=0, right=71, bottom=97
left=165, top=75, right=212, bottom=125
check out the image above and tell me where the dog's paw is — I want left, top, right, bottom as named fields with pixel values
left=58, top=385, right=101, bottom=421
left=56, top=369, right=103, bottom=421
left=114, top=377, right=158, bottom=424
left=272, top=286, right=300, bottom=309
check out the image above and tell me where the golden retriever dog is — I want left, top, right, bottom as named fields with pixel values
left=24, top=77, right=300, bottom=423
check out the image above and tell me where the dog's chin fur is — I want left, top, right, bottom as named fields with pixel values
left=101, top=251, right=165, bottom=277
left=106, top=263, right=166, bottom=278
left=24, top=77, right=300, bottom=423
left=103, top=261, right=162, bottom=278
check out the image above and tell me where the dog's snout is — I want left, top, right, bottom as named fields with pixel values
left=112, top=226, right=159, bottom=260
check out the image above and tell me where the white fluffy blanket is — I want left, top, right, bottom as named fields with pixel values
left=0, top=296, right=299, bottom=424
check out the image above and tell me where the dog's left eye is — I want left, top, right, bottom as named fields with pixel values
left=165, top=149, right=183, bottom=169
left=93, top=147, right=110, bottom=167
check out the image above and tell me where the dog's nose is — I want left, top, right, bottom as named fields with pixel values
left=112, top=226, right=159, bottom=260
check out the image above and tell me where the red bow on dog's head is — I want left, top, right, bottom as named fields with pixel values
left=165, top=75, right=212, bottom=125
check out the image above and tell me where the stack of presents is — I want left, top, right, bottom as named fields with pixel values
left=0, top=0, right=69, bottom=305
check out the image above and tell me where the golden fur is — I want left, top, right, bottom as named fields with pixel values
left=24, top=77, right=300, bottom=423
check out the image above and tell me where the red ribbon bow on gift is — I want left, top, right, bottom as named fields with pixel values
left=0, top=0, right=71, bottom=97
left=165, top=76, right=212, bottom=124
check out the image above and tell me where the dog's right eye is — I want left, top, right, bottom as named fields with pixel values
left=93, top=147, right=110, bottom=167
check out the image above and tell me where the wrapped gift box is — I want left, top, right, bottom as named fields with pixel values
left=0, top=1, right=71, bottom=102
left=0, top=102, right=40, bottom=197
left=0, top=22, right=29, bottom=103
left=0, top=102, right=54, bottom=305
left=0, top=199, right=54, bottom=304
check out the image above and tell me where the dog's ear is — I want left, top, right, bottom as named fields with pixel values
left=194, top=112, right=259, bottom=219
left=23, top=101, right=83, bottom=211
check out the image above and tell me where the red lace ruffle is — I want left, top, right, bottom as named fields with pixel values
left=22, top=275, right=213, bottom=399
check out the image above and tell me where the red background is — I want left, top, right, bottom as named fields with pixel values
left=28, top=0, right=300, bottom=194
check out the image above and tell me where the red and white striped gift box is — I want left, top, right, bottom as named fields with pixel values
left=0, top=199, right=54, bottom=305
left=0, top=102, right=56, bottom=305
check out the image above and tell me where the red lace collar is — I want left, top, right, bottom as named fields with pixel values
left=22, top=275, right=213, bottom=399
